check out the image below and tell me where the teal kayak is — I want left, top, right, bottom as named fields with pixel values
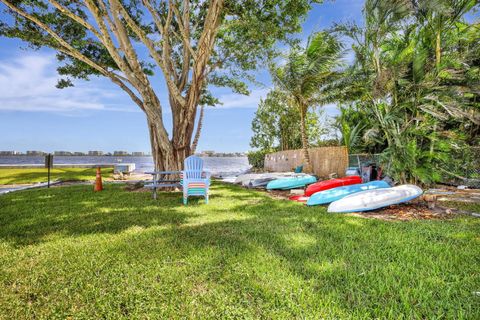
left=266, top=175, right=317, bottom=190
left=307, top=181, right=390, bottom=206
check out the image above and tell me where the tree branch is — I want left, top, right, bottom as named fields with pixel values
left=111, top=0, right=186, bottom=106
left=49, top=0, right=103, bottom=41
left=0, top=0, right=145, bottom=111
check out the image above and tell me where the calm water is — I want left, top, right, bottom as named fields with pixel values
left=0, top=156, right=250, bottom=177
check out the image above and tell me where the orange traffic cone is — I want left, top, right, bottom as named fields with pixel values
left=94, top=167, right=103, bottom=192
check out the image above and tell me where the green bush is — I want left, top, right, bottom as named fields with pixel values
left=247, top=150, right=268, bottom=169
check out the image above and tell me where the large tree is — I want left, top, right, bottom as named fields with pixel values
left=0, top=0, right=317, bottom=170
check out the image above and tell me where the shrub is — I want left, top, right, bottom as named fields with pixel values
left=247, top=150, right=268, bottom=169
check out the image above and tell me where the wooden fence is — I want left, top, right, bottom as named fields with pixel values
left=264, top=146, right=349, bottom=178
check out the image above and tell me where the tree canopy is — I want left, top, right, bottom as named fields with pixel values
left=0, top=0, right=319, bottom=169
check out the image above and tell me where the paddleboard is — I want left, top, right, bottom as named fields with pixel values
left=327, top=184, right=423, bottom=213
left=305, top=176, right=362, bottom=196
left=306, top=181, right=390, bottom=206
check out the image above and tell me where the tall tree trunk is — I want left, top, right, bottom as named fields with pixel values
left=435, top=31, right=441, bottom=69
left=299, top=104, right=312, bottom=172
left=191, top=104, right=205, bottom=154
left=145, top=102, right=187, bottom=172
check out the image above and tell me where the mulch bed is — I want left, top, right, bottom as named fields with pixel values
left=348, top=201, right=457, bottom=221
left=263, top=188, right=479, bottom=221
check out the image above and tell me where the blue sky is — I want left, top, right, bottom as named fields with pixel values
left=0, top=0, right=364, bottom=153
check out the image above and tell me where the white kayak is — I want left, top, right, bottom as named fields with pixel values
left=327, top=184, right=423, bottom=213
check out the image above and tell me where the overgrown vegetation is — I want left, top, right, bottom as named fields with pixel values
left=0, top=184, right=478, bottom=318
left=251, top=0, right=479, bottom=183
left=333, top=0, right=480, bottom=184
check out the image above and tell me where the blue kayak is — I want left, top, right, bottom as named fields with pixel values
left=266, top=175, right=317, bottom=190
left=306, top=180, right=390, bottom=206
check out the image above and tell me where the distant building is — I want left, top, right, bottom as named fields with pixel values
left=0, top=151, right=21, bottom=155
left=113, top=151, right=130, bottom=156
left=54, top=151, right=72, bottom=156
left=88, top=151, right=104, bottom=156
left=73, top=152, right=86, bottom=156
left=26, top=151, right=46, bottom=156
left=132, top=152, right=145, bottom=156
left=201, top=150, right=215, bottom=157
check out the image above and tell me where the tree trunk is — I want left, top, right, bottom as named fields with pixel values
left=435, top=31, right=441, bottom=69
left=299, top=105, right=312, bottom=172
left=191, top=104, right=205, bottom=154
left=146, top=104, right=190, bottom=172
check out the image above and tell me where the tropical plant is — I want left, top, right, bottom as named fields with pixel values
left=271, top=31, right=343, bottom=171
left=250, top=89, right=324, bottom=153
left=333, top=0, right=479, bottom=184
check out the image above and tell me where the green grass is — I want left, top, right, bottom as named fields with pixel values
left=442, top=201, right=480, bottom=213
left=0, top=168, right=113, bottom=185
left=0, top=183, right=479, bottom=319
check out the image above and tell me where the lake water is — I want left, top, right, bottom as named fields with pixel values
left=0, top=156, right=251, bottom=177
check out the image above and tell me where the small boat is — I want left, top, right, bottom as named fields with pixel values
left=305, top=176, right=362, bottom=196
left=266, top=175, right=317, bottom=190
left=235, top=172, right=306, bottom=186
left=248, top=177, right=276, bottom=188
left=289, top=195, right=310, bottom=203
left=306, top=181, right=390, bottom=206
left=327, top=184, right=423, bottom=213
left=246, top=173, right=308, bottom=188
left=234, top=173, right=261, bottom=184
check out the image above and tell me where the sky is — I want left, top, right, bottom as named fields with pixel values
left=0, top=0, right=364, bottom=153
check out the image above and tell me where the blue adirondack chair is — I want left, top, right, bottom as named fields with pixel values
left=182, top=156, right=211, bottom=205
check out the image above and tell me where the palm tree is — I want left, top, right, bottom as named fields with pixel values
left=272, top=32, right=343, bottom=171
left=191, top=104, right=205, bottom=155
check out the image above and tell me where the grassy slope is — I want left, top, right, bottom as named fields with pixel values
left=0, top=183, right=479, bottom=319
left=0, top=168, right=113, bottom=185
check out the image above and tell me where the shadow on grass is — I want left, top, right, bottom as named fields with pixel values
left=0, top=184, right=194, bottom=246
left=0, top=182, right=478, bottom=317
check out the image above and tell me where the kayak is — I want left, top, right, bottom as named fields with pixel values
left=247, top=173, right=308, bottom=188
left=235, top=172, right=305, bottom=185
left=266, top=175, right=317, bottom=190
left=327, top=184, right=423, bottom=213
left=289, top=195, right=310, bottom=203
left=305, top=176, right=362, bottom=196
left=306, top=181, right=390, bottom=206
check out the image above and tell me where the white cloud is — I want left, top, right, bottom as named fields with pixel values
left=0, top=54, right=138, bottom=114
left=215, top=88, right=270, bottom=109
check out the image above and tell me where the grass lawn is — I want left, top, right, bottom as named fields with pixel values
left=0, top=183, right=479, bottom=319
left=0, top=168, right=113, bottom=185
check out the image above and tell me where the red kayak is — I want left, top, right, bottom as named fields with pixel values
left=289, top=195, right=310, bottom=203
left=305, top=176, right=362, bottom=196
